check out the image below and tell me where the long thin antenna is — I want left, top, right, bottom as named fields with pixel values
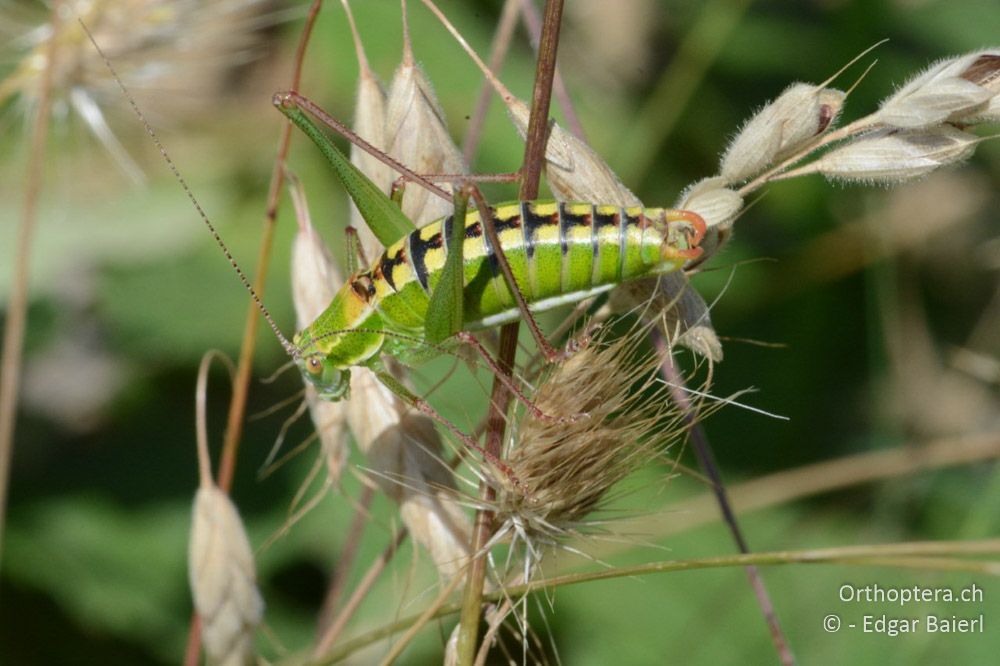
left=79, top=19, right=299, bottom=359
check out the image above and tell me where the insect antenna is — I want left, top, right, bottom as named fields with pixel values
left=80, top=19, right=299, bottom=360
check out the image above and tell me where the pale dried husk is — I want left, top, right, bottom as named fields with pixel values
left=291, top=197, right=349, bottom=482
left=802, top=126, right=979, bottom=184
left=350, top=60, right=394, bottom=260
left=340, top=24, right=474, bottom=577
left=347, top=368, right=472, bottom=578
left=385, top=45, right=467, bottom=225
left=189, top=485, right=264, bottom=666
left=720, top=83, right=845, bottom=183
left=873, top=50, right=1000, bottom=129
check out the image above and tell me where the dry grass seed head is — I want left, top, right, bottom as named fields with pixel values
left=673, top=176, right=743, bottom=263
left=189, top=485, right=264, bottom=666
left=345, top=367, right=473, bottom=578
left=191, top=353, right=263, bottom=665
left=873, top=49, right=1000, bottom=128
left=342, top=0, right=394, bottom=259
left=282, top=5, right=475, bottom=578
left=496, top=325, right=693, bottom=540
left=1, top=0, right=272, bottom=180
left=797, top=125, right=980, bottom=184
left=384, top=6, right=467, bottom=225
left=720, top=82, right=845, bottom=184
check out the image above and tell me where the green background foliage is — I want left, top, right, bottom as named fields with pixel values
left=1, top=0, right=998, bottom=663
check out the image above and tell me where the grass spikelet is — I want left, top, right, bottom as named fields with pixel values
left=494, top=323, right=694, bottom=562
left=190, top=353, right=263, bottom=666
left=384, top=1, right=467, bottom=225
left=189, top=485, right=264, bottom=666
left=873, top=49, right=1000, bottom=129
left=345, top=367, right=473, bottom=578
left=311, top=2, right=476, bottom=579
left=288, top=175, right=349, bottom=482
left=790, top=126, right=980, bottom=184
left=286, top=104, right=473, bottom=576
left=732, top=47, right=1000, bottom=196
left=341, top=0, right=394, bottom=259
left=674, top=177, right=742, bottom=242
left=720, top=82, right=845, bottom=183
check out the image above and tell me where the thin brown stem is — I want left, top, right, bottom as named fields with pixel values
left=315, top=484, right=375, bottom=636
left=462, top=0, right=522, bottom=163
left=654, top=332, right=795, bottom=666
left=313, top=526, right=408, bottom=658
left=378, top=569, right=466, bottom=666
left=0, top=0, right=61, bottom=574
left=186, top=2, right=324, bottom=661
left=182, top=615, right=202, bottom=666
left=518, top=0, right=586, bottom=141
left=518, top=0, right=564, bottom=202
left=455, top=2, right=565, bottom=663
left=311, top=428, right=488, bottom=658
left=216, top=0, right=324, bottom=491
left=455, top=325, right=516, bottom=665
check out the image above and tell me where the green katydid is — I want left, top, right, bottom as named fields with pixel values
left=271, top=92, right=706, bottom=421
left=90, top=24, right=706, bottom=479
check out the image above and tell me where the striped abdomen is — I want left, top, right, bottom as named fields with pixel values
left=360, top=200, right=691, bottom=333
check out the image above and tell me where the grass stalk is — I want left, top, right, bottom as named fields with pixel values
left=0, top=0, right=62, bottom=575
left=314, top=539, right=1000, bottom=664
left=455, top=1, right=565, bottom=662
left=655, top=332, right=795, bottom=666
left=184, top=4, right=326, bottom=663
left=215, top=0, right=325, bottom=492
left=461, top=0, right=522, bottom=163
left=313, top=527, right=409, bottom=658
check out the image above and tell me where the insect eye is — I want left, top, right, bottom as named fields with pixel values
left=307, top=357, right=323, bottom=375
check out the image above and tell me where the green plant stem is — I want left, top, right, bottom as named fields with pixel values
left=379, top=569, right=465, bottom=666
left=454, top=324, right=516, bottom=664
left=311, top=539, right=1000, bottom=664
left=0, top=0, right=61, bottom=577
left=313, top=526, right=408, bottom=658
left=316, top=485, right=375, bottom=635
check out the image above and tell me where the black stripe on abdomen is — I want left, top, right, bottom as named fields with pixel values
left=407, top=222, right=445, bottom=293
left=521, top=201, right=558, bottom=259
